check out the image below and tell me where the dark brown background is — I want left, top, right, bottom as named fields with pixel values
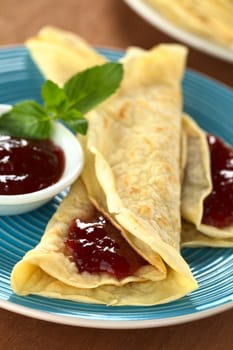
left=0, top=1, right=232, bottom=349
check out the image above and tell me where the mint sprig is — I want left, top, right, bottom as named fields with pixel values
left=0, top=62, right=123, bottom=139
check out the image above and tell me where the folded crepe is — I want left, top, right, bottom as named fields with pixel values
left=145, top=0, right=233, bottom=51
left=11, top=34, right=197, bottom=305
left=11, top=179, right=167, bottom=305
left=26, top=26, right=106, bottom=86
left=181, top=114, right=233, bottom=247
left=181, top=220, right=233, bottom=248
left=80, top=44, right=192, bottom=273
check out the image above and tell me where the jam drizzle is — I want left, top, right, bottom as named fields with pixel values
left=202, top=134, right=233, bottom=228
left=65, top=211, right=146, bottom=279
left=0, top=135, right=65, bottom=195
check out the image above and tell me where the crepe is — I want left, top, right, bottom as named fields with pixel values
left=11, top=179, right=170, bottom=306
left=181, top=220, right=233, bottom=248
left=81, top=43, right=187, bottom=258
left=11, top=35, right=197, bottom=305
left=181, top=114, right=233, bottom=247
left=79, top=44, right=197, bottom=294
left=145, top=0, right=233, bottom=51
left=26, top=26, right=106, bottom=86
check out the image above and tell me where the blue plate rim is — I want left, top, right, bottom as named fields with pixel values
left=1, top=298, right=233, bottom=329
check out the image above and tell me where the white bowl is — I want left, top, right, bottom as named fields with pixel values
left=0, top=104, right=84, bottom=215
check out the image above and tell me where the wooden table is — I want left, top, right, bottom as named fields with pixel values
left=0, top=1, right=232, bottom=349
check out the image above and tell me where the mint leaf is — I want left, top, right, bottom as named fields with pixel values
left=0, top=101, right=52, bottom=139
left=61, top=109, right=88, bottom=134
left=0, top=62, right=124, bottom=139
left=42, top=80, right=68, bottom=114
left=64, top=62, right=123, bottom=114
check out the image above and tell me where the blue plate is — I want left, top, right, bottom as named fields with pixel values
left=0, top=46, right=233, bottom=329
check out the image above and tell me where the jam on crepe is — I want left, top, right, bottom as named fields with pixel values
left=0, top=135, right=65, bottom=195
left=65, top=210, right=147, bottom=279
left=202, top=134, right=233, bottom=228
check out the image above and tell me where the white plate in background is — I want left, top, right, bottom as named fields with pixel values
left=123, top=0, right=233, bottom=62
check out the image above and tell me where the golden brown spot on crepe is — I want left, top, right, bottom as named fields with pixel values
left=103, top=117, right=109, bottom=129
left=120, top=176, right=129, bottom=186
left=118, top=102, right=129, bottom=120
left=156, top=215, right=169, bottom=228
left=128, top=148, right=137, bottom=158
left=129, top=186, right=140, bottom=194
left=197, top=14, right=209, bottom=23
left=163, top=162, right=175, bottom=178
left=143, top=137, right=153, bottom=147
left=137, top=205, right=152, bottom=217
left=155, top=127, right=165, bottom=133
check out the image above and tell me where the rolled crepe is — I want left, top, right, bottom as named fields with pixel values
left=11, top=179, right=169, bottom=305
left=181, top=220, right=233, bottom=248
left=181, top=114, right=233, bottom=247
left=79, top=44, right=197, bottom=297
left=25, top=26, right=106, bottom=85
left=11, top=36, right=197, bottom=305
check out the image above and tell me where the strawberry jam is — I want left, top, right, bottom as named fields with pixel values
left=0, top=135, right=65, bottom=195
left=65, top=211, right=147, bottom=279
left=202, top=134, right=233, bottom=228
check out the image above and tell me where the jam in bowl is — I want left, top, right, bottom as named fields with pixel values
left=0, top=104, right=84, bottom=215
